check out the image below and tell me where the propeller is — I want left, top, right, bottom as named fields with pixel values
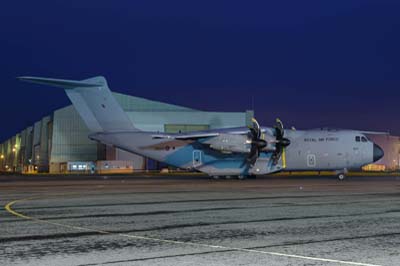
left=246, top=118, right=267, bottom=166
left=272, top=118, right=291, bottom=165
left=243, top=118, right=291, bottom=168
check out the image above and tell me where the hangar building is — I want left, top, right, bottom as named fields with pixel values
left=0, top=92, right=253, bottom=174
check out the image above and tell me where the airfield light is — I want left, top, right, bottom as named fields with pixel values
left=0, top=154, right=4, bottom=159
left=12, top=148, right=16, bottom=152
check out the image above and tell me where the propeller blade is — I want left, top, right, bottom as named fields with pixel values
left=273, top=149, right=282, bottom=165
left=249, top=127, right=257, bottom=140
left=251, top=118, right=261, bottom=139
left=245, top=117, right=267, bottom=167
left=272, top=118, right=291, bottom=165
left=247, top=147, right=259, bottom=166
left=275, top=118, right=284, bottom=139
left=248, top=144, right=257, bottom=160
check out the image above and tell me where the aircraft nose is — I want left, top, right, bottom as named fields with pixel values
left=373, top=144, right=384, bottom=162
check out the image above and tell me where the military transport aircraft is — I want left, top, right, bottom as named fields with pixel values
left=19, top=76, right=384, bottom=180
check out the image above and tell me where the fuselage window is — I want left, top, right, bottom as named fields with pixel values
left=361, top=136, right=368, bottom=142
left=355, top=136, right=361, bottom=142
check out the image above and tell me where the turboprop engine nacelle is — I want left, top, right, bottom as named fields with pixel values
left=204, top=134, right=251, bottom=154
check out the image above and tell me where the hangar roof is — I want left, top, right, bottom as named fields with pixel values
left=113, top=92, right=197, bottom=112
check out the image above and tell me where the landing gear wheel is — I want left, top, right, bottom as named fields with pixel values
left=225, top=175, right=232, bottom=180
left=238, top=175, right=246, bottom=180
left=212, top=176, right=220, bottom=180
left=337, top=173, right=346, bottom=181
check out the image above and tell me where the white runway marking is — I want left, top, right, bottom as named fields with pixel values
left=5, top=195, right=383, bottom=266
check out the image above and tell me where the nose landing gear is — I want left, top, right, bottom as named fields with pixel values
left=335, top=168, right=348, bottom=181
left=337, top=173, right=346, bottom=181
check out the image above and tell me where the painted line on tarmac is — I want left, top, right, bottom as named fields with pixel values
left=5, top=196, right=382, bottom=266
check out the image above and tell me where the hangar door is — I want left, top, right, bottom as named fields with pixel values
left=164, top=124, right=209, bottom=133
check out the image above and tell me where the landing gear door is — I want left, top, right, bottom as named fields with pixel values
left=193, top=150, right=202, bottom=168
left=249, top=157, right=283, bottom=175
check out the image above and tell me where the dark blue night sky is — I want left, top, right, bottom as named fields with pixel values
left=1, top=0, right=400, bottom=141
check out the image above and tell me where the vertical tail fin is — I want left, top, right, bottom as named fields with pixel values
left=19, top=76, right=138, bottom=133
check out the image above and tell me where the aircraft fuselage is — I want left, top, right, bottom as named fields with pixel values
left=90, top=127, right=382, bottom=177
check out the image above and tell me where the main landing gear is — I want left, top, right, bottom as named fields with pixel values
left=212, top=175, right=254, bottom=180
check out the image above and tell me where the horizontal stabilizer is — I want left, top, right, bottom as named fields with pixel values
left=18, top=76, right=102, bottom=89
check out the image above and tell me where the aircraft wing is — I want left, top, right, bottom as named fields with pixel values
left=152, top=132, right=220, bottom=140
left=151, top=128, right=252, bottom=140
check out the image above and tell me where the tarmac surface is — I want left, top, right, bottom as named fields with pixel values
left=1, top=175, right=400, bottom=266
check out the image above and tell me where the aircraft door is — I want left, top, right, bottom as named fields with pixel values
left=307, top=154, right=316, bottom=168
left=193, top=150, right=202, bottom=168
left=353, top=135, right=368, bottom=166
left=345, top=152, right=350, bottom=167
left=360, top=137, right=369, bottom=163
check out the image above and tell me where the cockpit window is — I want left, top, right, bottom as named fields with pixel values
left=361, top=136, right=368, bottom=142
left=355, top=136, right=361, bottom=142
